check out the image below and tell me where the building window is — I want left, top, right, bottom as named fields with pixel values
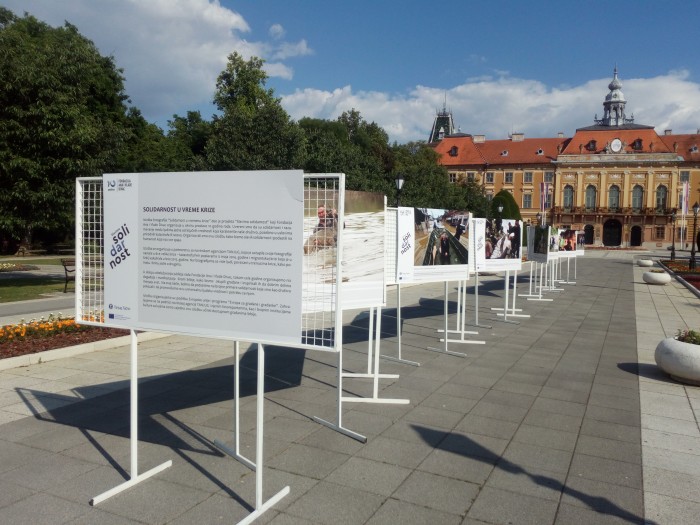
left=524, top=172, right=533, bottom=184
left=608, top=185, right=620, bottom=210
left=486, top=193, right=493, bottom=201
left=467, top=172, right=475, bottom=182
left=505, top=172, right=513, bottom=184
left=563, top=185, right=574, bottom=209
left=632, top=185, right=644, bottom=210
left=681, top=171, right=690, bottom=182
left=655, top=225, right=666, bottom=240
left=545, top=171, right=554, bottom=183
left=449, top=146, right=458, bottom=156
left=656, top=185, right=668, bottom=210
left=585, top=185, right=597, bottom=210
left=449, top=173, right=457, bottom=183
left=485, top=173, right=494, bottom=184
left=523, top=194, right=532, bottom=209
left=544, top=192, right=552, bottom=209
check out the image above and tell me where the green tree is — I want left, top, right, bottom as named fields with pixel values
left=167, top=110, right=212, bottom=170
left=206, top=52, right=304, bottom=170
left=0, top=9, right=130, bottom=244
left=492, top=189, right=522, bottom=220
left=115, top=108, right=194, bottom=173
left=391, top=142, right=451, bottom=207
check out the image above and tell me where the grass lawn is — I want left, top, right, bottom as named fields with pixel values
left=0, top=277, right=68, bottom=303
left=0, top=256, right=64, bottom=266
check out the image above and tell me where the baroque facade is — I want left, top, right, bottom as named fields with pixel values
left=430, top=68, right=700, bottom=248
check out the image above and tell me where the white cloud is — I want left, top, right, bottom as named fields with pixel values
left=281, top=72, right=700, bottom=143
left=269, top=23, right=285, bottom=39
left=4, top=0, right=306, bottom=126
left=4, top=1, right=700, bottom=142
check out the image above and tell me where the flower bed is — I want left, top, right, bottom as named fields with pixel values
left=1, top=314, right=128, bottom=359
left=659, top=260, right=700, bottom=292
left=0, top=263, right=39, bottom=272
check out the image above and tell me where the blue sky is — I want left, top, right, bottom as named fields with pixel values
left=6, top=0, right=700, bottom=143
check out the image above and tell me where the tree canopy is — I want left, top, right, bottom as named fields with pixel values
left=0, top=8, right=131, bottom=242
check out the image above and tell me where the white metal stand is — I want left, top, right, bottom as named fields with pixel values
left=315, top=305, right=409, bottom=443
left=494, top=270, right=530, bottom=320
left=559, top=255, right=576, bottom=284
left=438, top=280, right=482, bottom=341
left=519, top=261, right=539, bottom=299
left=381, top=283, right=420, bottom=367
left=342, top=306, right=410, bottom=405
left=527, top=262, right=553, bottom=302
left=472, top=271, right=493, bottom=329
left=91, top=331, right=172, bottom=506
left=427, top=282, right=485, bottom=357
left=216, top=343, right=290, bottom=525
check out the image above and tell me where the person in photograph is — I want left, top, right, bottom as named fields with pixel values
left=439, top=232, right=450, bottom=264
left=491, top=231, right=512, bottom=259
left=304, top=204, right=339, bottom=253
left=508, top=221, right=521, bottom=258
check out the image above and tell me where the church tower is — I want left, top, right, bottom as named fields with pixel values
left=428, top=98, right=455, bottom=143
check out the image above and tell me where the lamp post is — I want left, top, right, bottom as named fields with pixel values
left=395, top=174, right=405, bottom=207
left=670, top=211, right=677, bottom=262
left=690, top=202, right=699, bottom=270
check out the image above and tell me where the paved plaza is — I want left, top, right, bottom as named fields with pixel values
left=0, top=251, right=699, bottom=524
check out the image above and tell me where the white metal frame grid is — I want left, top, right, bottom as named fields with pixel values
left=301, top=174, right=343, bottom=350
left=76, top=177, right=105, bottom=326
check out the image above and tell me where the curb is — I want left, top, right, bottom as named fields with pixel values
left=657, top=261, right=700, bottom=300
left=0, top=332, right=171, bottom=371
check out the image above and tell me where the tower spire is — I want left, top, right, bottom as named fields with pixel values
left=594, top=66, right=634, bottom=127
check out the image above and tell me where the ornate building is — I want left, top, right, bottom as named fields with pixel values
left=431, top=68, right=700, bottom=248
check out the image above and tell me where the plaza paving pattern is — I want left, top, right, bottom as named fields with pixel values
left=0, top=251, right=698, bottom=524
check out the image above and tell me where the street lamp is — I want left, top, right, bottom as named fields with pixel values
left=690, top=202, right=699, bottom=270
left=395, top=174, right=405, bottom=207
left=670, top=211, right=677, bottom=262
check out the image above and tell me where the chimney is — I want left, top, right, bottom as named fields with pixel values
left=473, top=134, right=486, bottom=143
left=665, top=129, right=672, bottom=135
left=558, top=132, right=564, bottom=138
left=511, top=132, right=524, bottom=142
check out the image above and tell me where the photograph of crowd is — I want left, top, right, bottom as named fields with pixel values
left=484, top=218, right=522, bottom=260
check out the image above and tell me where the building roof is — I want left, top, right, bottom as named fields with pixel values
left=431, top=135, right=485, bottom=165
left=474, top=137, right=568, bottom=166
left=560, top=128, right=672, bottom=155
left=659, top=133, right=700, bottom=159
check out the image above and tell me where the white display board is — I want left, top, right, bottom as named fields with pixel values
left=340, top=192, right=386, bottom=309
left=527, top=225, right=550, bottom=263
left=473, top=217, right=523, bottom=272
left=395, top=207, right=471, bottom=283
left=102, top=171, right=304, bottom=345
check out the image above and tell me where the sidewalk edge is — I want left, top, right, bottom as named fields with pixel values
left=0, top=332, right=171, bottom=371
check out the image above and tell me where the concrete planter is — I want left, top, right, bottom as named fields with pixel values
left=643, top=271, right=671, bottom=285
left=637, top=259, right=654, bottom=267
left=655, top=337, right=700, bottom=385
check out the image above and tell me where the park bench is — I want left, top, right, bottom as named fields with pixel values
left=61, top=258, right=76, bottom=293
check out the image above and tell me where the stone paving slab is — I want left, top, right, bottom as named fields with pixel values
left=0, top=252, right=698, bottom=523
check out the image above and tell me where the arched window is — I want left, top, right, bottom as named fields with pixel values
left=632, top=185, right=644, bottom=210
left=563, top=185, right=574, bottom=209
left=656, top=185, right=668, bottom=211
left=608, top=185, right=620, bottom=210
left=585, top=185, right=597, bottom=210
